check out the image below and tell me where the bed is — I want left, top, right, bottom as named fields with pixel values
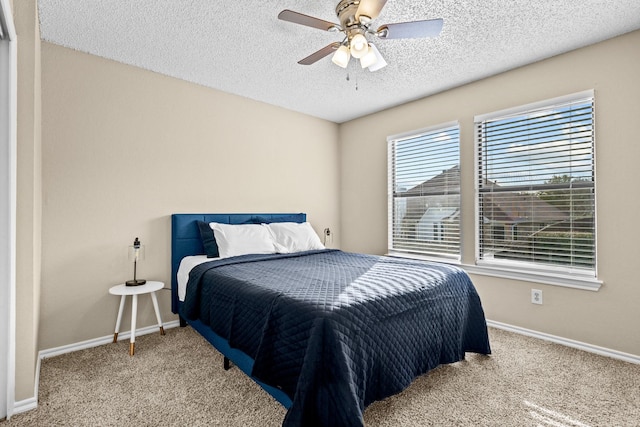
left=171, top=213, right=490, bottom=427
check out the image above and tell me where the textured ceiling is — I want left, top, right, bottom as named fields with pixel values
left=38, top=0, right=640, bottom=123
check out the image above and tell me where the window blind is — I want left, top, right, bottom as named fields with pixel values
left=388, top=123, right=460, bottom=259
left=476, top=92, right=596, bottom=274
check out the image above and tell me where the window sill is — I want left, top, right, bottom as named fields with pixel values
left=385, top=251, right=602, bottom=291
left=461, top=263, right=602, bottom=291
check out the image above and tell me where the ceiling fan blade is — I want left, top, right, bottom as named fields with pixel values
left=278, top=9, right=339, bottom=31
left=356, top=0, right=388, bottom=20
left=298, top=43, right=341, bottom=65
left=377, top=18, right=443, bottom=39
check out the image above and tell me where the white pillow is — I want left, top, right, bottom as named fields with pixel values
left=209, top=222, right=277, bottom=259
left=266, top=222, right=325, bottom=254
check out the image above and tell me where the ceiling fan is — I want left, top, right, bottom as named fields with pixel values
left=278, top=0, right=443, bottom=72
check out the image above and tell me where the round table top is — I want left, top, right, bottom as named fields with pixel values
left=109, top=280, right=164, bottom=295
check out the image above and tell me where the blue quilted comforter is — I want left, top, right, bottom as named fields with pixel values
left=181, top=250, right=490, bottom=427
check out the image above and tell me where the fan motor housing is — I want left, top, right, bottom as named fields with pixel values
left=337, top=0, right=373, bottom=43
left=336, top=0, right=363, bottom=30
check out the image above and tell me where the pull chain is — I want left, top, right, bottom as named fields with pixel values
left=346, top=73, right=358, bottom=91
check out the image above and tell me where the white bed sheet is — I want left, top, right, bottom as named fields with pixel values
left=177, top=255, right=211, bottom=301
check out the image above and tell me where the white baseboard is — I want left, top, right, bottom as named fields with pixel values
left=12, top=319, right=181, bottom=417
left=487, top=320, right=640, bottom=364
left=11, top=396, right=37, bottom=416
left=38, top=320, right=180, bottom=359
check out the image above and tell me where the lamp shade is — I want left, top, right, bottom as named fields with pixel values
left=332, top=45, right=351, bottom=68
left=366, top=43, right=387, bottom=71
left=360, top=44, right=378, bottom=68
left=128, top=238, right=145, bottom=262
left=349, top=33, right=369, bottom=58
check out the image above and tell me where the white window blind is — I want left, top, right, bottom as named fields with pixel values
left=388, top=123, right=460, bottom=260
left=475, top=91, right=596, bottom=275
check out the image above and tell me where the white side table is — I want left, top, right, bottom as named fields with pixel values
left=109, top=281, right=165, bottom=356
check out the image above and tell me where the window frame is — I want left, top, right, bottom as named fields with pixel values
left=473, top=90, right=601, bottom=289
left=0, top=0, right=17, bottom=418
left=387, top=121, right=461, bottom=262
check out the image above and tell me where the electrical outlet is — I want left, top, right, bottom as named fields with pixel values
left=531, top=289, right=543, bottom=305
left=323, top=227, right=332, bottom=245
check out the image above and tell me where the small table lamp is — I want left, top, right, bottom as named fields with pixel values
left=126, top=237, right=146, bottom=286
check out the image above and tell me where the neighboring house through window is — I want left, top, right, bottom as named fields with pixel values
left=387, top=122, right=460, bottom=260
left=475, top=90, right=596, bottom=278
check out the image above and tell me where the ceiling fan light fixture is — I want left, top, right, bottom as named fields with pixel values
left=278, top=3, right=444, bottom=70
left=332, top=44, right=351, bottom=68
left=360, top=44, right=378, bottom=68
left=349, top=33, right=369, bottom=58
left=366, top=43, right=387, bottom=72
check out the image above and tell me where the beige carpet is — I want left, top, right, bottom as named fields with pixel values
left=3, top=326, right=639, bottom=426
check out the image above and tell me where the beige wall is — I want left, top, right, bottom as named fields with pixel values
left=39, top=43, right=341, bottom=350
left=17, top=14, right=640, bottom=407
left=340, top=30, right=640, bottom=356
left=14, top=0, right=42, bottom=402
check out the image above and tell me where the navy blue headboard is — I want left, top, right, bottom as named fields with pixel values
left=170, top=213, right=306, bottom=313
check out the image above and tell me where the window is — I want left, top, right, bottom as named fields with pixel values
left=388, top=122, right=460, bottom=260
left=475, top=91, right=596, bottom=277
